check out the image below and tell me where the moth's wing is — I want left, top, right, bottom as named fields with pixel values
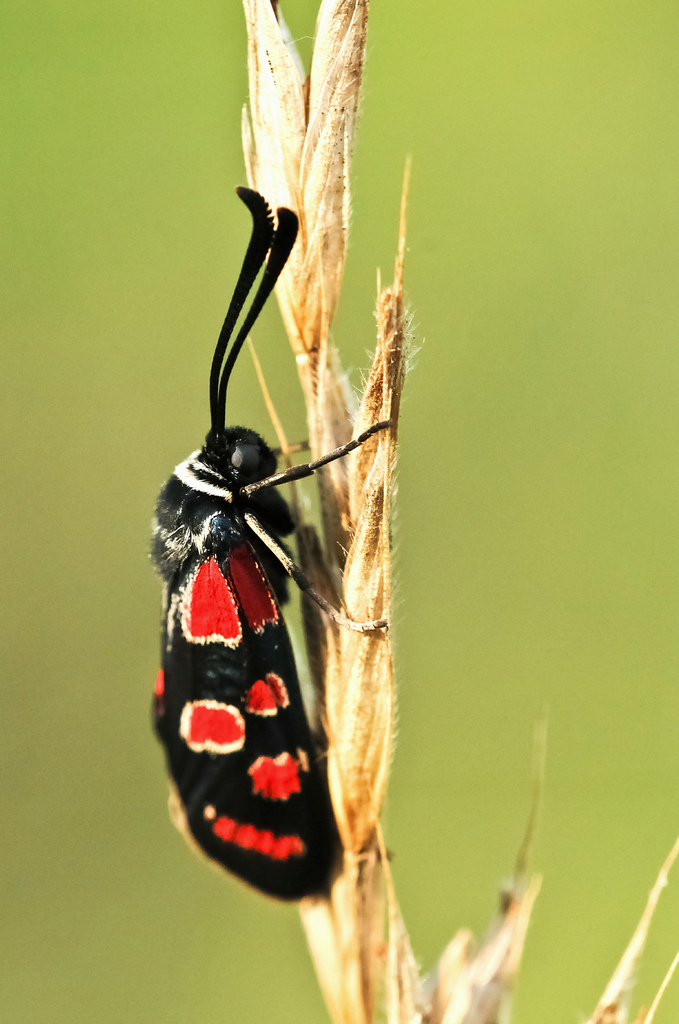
left=153, top=547, right=335, bottom=900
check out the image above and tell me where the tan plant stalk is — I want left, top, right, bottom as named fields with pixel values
left=240, top=2, right=538, bottom=1023
left=239, top=4, right=679, bottom=1024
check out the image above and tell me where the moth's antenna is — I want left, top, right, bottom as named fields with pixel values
left=209, top=188, right=274, bottom=433
left=217, top=207, right=298, bottom=425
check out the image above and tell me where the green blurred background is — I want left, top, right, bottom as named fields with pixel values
left=3, top=0, right=679, bottom=1021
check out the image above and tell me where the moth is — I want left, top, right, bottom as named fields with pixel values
left=151, top=187, right=388, bottom=899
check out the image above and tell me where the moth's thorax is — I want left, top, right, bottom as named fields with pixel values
left=153, top=427, right=292, bottom=583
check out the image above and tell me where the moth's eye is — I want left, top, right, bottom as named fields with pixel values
left=231, top=444, right=260, bottom=478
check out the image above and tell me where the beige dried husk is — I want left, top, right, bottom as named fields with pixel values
left=243, top=0, right=393, bottom=864
left=239, top=3, right=679, bottom=1024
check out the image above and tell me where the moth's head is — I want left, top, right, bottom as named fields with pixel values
left=201, top=426, right=277, bottom=489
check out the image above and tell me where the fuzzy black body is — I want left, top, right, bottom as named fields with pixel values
left=152, top=427, right=335, bottom=900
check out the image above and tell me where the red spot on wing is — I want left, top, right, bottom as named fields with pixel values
left=271, top=834, right=305, bottom=860
left=184, top=559, right=241, bottom=645
left=153, top=669, right=166, bottom=718
left=249, top=753, right=301, bottom=800
left=235, top=823, right=258, bottom=850
left=265, top=672, right=289, bottom=708
left=229, top=545, right=278, bottom=632
left=256, top=830, right=275, bottom=856
left=180, top=701, right=245, bottom=754
left=245, top=674, right=289, bottom=716
left=246, top=679, right=277, bottom=715
left=213, top=816, right=236, bottom=842
left=211, top=815, right=305, bottom=860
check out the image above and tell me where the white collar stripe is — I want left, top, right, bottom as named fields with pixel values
left=174, top=455, right=233, bottom=501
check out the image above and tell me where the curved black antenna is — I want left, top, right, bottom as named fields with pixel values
left=217, top=206, right=299, bottom=426
left=209, top=187, right=275, bottom=433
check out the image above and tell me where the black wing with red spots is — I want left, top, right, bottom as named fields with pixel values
left=153, top=502, right=335, bottom=900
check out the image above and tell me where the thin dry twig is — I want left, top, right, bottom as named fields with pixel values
left=635, top=946, right=679, bottom=1024
left=585, top=835, right=679, bottom=1024
left=586, top=836, right=679, bottom=1024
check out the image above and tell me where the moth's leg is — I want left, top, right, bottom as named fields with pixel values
left=241, top=420, right=392, bottom=497
left=244, top=512, right=388, bottom=633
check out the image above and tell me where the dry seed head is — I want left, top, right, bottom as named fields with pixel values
left=241, top=5, right=541, bottom=1024
left=328, top=171, right=409, bottom=857
left=242, top=0, right=399, bottom=860
left=298, top=232, right=406, bottom=1024
left=243, top=6, right=400, bottom=1019
left=437, top=881, right=541, bottom=1024
left=324, top=244, right=406, bottom=853
left=416, top=881, right=540, bottom=1024
left=296, top=202, right=418, bottom=1024
left=242, top=0, right=367, bottom=364
left=238, top=6, right=679, bottom=1022
left=242, top=0, right=368, bottom=579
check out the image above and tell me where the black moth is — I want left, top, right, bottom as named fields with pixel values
left=152, top=187, right=388, bottom=900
